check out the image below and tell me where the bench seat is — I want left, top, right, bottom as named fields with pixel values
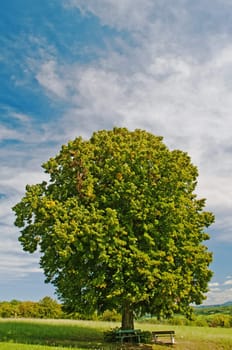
left=152, top=330, right=175, bottom=345
left=115, top=329, right=141, bottom=343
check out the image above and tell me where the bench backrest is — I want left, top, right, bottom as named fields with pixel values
left=117, top=329, right=141, bottom=334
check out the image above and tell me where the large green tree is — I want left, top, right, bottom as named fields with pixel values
left=13, top=128, right=214, bottom=329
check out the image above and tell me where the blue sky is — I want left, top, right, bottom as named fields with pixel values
left=1, top=0, right=232, bottom=305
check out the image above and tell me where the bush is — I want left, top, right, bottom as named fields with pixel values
left=140, top=330, right=152, bottom=343
left=100, top=309, right=121, bottom=322
left=104, top=327, right=120, bottom=342
left=192, top=316, right=209, bottom=327
left=168, top=316, right=187, bottom=326
left=206, top=314, right=232, bottom=328
left=104, top=328, right=152, bottom=344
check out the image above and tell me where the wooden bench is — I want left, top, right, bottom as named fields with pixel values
left=115, top=329, right=141, bottom=343
left=152, top=330, right=175, bottom=345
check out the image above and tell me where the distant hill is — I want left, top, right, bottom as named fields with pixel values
left=221, top=301, right=232, bottom=307
left=194, top=301, right=232, bottom=316
left=197, top=301, right=232, bottom=308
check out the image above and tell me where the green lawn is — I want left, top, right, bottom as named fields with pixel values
left=0, top=318, right=232, bottom=349
left=0, top=343, right=80, bottom=350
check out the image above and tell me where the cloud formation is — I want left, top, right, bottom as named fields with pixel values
left=1, top=0, right=232, bottom=303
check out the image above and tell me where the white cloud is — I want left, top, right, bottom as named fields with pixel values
left=64, top=0, right=155, bottom=32
left=205, top=288, right=232, bottom=305
left=11, top=112, right=31, bottom=123
left=0, top=262, right=41, bottom=281
left=0, top=125, right=21, bottom=142
left=0, top=167, right=47, bottom=195
left=36, top=60, right=68, bottom=99
left=209, top=282, right=220, bottom=287
left=224, top=280, right=232, bottom=286
left=3, top=0, right=232, bottom=301
left=0, top=239, right=21, bottom=254
left=0, top=107, right=59, bottom=146
left=205, top=278, right=232, bottom=305
left=30, top=23, right=232, bottom=246
left=209, top=288, right=221, bottom=292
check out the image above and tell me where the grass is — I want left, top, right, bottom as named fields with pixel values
left=0, top=319, right=107, bottom=348
left=0, top=318, right=232, bottom=349
left=138, top=323, right=232, bottom=349
left=0, top=343, right=80, bottom=350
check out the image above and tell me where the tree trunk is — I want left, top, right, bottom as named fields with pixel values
left=121, top=303, right=134, bottom=330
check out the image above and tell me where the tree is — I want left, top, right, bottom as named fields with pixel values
left=13, top=127, right=214, bottom=329
left=38, top=296, right=63, bottom=319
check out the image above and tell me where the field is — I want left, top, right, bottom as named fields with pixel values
left=0, top=318, right=232, bottom=350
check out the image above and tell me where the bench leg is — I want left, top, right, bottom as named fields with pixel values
left=154, top=335, right=158, bottom=343
left=170, top=335, right=175, bottom=344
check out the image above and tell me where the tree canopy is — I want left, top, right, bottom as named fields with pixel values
left=13, top=127, right=214, bottom=328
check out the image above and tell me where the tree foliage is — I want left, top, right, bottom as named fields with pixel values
left=13, top=128, right=214, bottom=328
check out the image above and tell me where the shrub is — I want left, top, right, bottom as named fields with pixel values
left=104, top=327, right=120, bottom=342
left=101, top=309, right=121, bottom=322
left=206, top=314, right=232, bottom=328
left=140, top=330, right=152, bottom=343
left=193, top=316, right=209, bottom=327
left=104, top=328, right=152, bottom=344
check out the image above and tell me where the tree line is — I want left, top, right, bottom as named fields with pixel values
left=0, top=297, right=63, bottom=319
left=0, top=297, right=119, bottom=320
left=1, top=297, right=232, bottom=329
